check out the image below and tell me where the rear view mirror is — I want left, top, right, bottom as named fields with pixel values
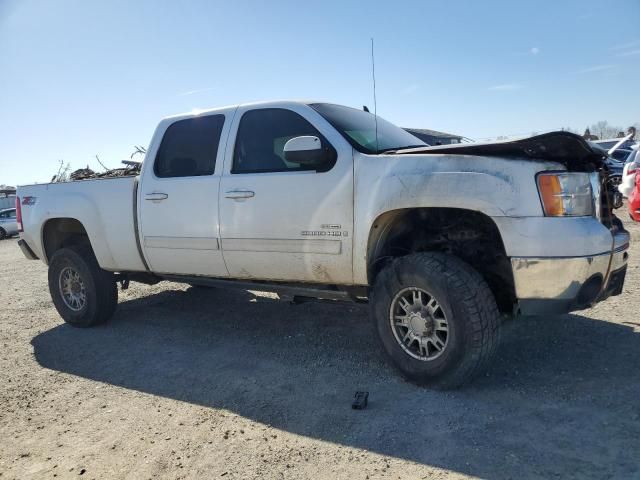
left=283, top=136, right=327, bottom=166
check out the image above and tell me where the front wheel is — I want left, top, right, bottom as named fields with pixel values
left=48, top=246, right=118, bottom=327
left=370, top=252, right=500, bottom=389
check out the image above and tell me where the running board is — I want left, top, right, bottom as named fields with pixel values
left=161, top=275, right=366, bottom=303
left=290, top=295, right=361, bottom=306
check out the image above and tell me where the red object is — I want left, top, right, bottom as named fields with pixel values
left=15, top=196, right=23, bottom=232
left=629, top=173, right=640, bottom=222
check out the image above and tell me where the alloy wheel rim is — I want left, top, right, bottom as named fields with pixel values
left=58, top=266, right=86, bottom=312
left=389, top=287, right=449, bottom=361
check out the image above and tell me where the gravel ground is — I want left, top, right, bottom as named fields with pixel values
left=1, top=214, right=639, bottom=480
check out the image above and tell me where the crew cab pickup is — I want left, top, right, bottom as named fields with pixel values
left=16, top=101, right=630, bottom=388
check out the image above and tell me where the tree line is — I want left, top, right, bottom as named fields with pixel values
left=582, top=121, right=639, bottom=140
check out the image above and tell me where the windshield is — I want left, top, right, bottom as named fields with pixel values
left=310, top=103, right=427, bottom=154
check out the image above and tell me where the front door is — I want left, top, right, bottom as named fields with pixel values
left=219, top=104, right=354, bottom=284
left=138, top=111, right=232, bottom=276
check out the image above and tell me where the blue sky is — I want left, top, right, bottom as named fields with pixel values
left=1, top=0, right=639, bottom=185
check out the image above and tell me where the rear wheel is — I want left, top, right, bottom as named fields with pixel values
left=48, top=246, right=118, bottom=327
left=370, top=252, right=500, bottom=389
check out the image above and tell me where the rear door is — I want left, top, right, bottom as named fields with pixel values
left=138, top=110, right=234, bottom=276
left=218, top=104, right=354, bottom=284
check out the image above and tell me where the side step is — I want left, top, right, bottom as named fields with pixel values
left=290, top=295, right=360, bottom=306
left=161, top=275, right=367, bottom=303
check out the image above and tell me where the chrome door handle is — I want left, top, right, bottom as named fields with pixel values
left=145, top=192, right=169, bottom=201
left=225, top=190, right=255, bottom=199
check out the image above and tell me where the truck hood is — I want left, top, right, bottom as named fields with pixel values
left=396, top=131, right=606, bottom=172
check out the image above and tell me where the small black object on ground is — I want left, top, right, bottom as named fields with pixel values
left=352, top=391, right=369, bottom=410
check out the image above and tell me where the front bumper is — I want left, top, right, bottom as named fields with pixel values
left=512, top=228, right=629, bottom=315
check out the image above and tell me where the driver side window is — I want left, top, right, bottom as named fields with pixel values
left=232, top=108, right=336, bottom=174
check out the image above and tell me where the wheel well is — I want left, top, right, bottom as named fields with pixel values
left=367, top=208, right=516, bottom=313
left=42, top=218, right=92, bottom=263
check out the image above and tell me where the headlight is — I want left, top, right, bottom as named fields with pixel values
left=536, top=172, right=594, bottom=217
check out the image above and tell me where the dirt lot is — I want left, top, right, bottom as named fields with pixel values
left=1, top=216, right=639, bottom=480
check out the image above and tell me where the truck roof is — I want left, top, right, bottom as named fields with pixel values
left=163, top=99, right=321, bottom=122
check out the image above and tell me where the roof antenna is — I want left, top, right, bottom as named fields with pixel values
left=371, top=37, right=379, bottom=152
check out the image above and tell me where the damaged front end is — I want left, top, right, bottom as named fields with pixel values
left=401, top=131, right=630, bottom=315
left=404, top=131, right=623, bottom=224
left=404, top=131, right=606, bottom=171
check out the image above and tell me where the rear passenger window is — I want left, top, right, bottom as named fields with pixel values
left=154, top=115, right=225, bottom=178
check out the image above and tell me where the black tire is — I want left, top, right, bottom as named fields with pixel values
left=0, top=228, right=6, bottom=240
left=370, top=252, right=500, bottom=389
left=48, top=245, right=118, bottom=327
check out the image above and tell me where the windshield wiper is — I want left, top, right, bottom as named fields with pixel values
left=378, top=145, right=427, bottom=154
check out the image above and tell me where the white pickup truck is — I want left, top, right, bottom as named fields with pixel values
left=16, top=101, right=630, bottom=388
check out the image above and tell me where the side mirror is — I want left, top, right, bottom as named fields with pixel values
left=283, top=136, right=327, bottom=166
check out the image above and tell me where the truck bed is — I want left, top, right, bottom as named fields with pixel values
left=18, top=176, right=146, bottom=272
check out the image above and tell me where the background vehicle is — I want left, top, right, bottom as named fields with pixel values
left=605, top=156, right=626, bottom=189
left=0, top=208, right=18, bottom=240
left=596, top=135, right=636, bottom=197
left=610, top=148, right=634, bottom=162
left=593, top=137, right=637, bottom=151
left=618, top=148, right=638, bottom=198
left=15, top=101, right=630, bottom=388
left=629, top=171, right=640, bottom=222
